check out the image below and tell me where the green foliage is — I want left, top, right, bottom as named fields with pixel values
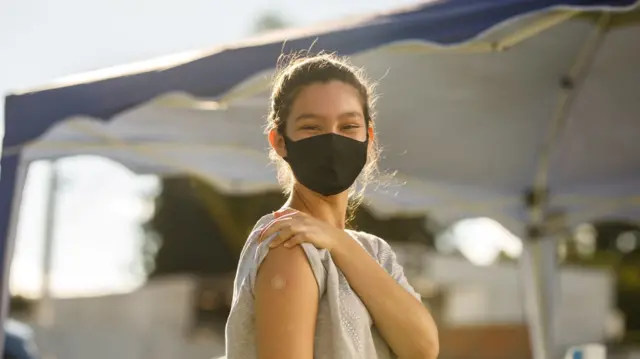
left=142, top=175, right=435, bottom=278
left=252, top=11, right=290, bottom=34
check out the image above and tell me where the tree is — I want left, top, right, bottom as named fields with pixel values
left=565, top=220, right=640, bottom=343
left=141, top=175, right=285, bottom=278
left=141, top=175, right=436, bottom=279
left=252, top=11, right=290, bottom=34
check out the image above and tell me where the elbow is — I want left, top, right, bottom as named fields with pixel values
left=423, top=342, right=440, bottom=359
left=408, top=332, right=439, bottom=359
left=425, top=331, right=440, bottom=359
left=411, top=342, right=439, bottom=359
left=406, top=347, right=438, bottom=359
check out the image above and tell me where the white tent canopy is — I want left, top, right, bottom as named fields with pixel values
left=20, top=88, right=528, bottom=229
left=21, top=8, right=640, bottom=232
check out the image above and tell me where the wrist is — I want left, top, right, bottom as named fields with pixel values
left=330, top=231, right=355, bottom=259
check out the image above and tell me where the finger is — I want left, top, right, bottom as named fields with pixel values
left=260, top=216, right=300, bottom=241
left=260, top=218, right=290, bottom=241
left=274, top=208, right=299, bottom=219
left=268, top=225, right=298, bottom=248
left=273, top=210, right=302, bottom=224
left=258, top=212, right=299, bottom=239
left=258, top=219, right=278, bottom=240
left=283, top=234, right=305, bottom=248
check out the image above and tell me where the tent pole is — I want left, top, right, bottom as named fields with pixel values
left=521, top=13, right=608, bottom=359
left=38, top=160, right=59, bottom=328
left=0, top=159, right=30, bottom=356
left=539, top=234, right=560, bottom=359
left=520, top=242, right=548, bottom=359
left=522, top=188, right=560, bottom=359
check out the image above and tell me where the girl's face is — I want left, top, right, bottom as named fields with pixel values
left=270, top=80, right=372, bottom=160
left=286, top=80, right=367, bottom=141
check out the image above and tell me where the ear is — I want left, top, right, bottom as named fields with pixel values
left=268, top=129, right=287, bottom=158
left=367, top=126, right=375, bottom=144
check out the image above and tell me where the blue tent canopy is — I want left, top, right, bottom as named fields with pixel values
left=4, top=0, right=639, bottom=256
left=2, top=0, right=640, bottom=355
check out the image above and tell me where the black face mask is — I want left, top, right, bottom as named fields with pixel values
left=283, top=132, right=368, bottom=196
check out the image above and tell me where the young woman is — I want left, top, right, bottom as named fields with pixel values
left=225, top=54, right=439, bottom=359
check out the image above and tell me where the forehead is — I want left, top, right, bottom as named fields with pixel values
left=289, top=80, right=363, bottom=117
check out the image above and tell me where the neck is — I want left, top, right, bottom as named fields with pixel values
left=285, top=184, right=349, bottom=229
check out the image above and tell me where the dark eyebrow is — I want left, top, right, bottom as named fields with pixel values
left=339, top=111, right=364, bottom=119
left=294, top=113, right=324, bottom=122
left=294, top=112, right=363, bottom=122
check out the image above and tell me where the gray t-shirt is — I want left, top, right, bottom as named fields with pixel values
left=225, top=213, right=421, bottom=359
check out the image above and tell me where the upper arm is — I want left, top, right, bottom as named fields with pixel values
left=255, top=245, right=319, bottom=359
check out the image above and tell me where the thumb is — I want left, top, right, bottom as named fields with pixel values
left=274, top=207, right=298, bottom=219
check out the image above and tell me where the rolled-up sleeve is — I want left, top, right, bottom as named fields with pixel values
left=249, top=233, right=327, bottom=297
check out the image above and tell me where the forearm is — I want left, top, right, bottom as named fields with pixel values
left=332, top=237, right=439, bottom=359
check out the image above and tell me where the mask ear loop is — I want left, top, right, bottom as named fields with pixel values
left=364, top=117, right=372, bottom=143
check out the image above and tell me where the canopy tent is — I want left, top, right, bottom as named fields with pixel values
left=3, top=0, right=640, bottom=357
left=18, top=92, right=519, bottom=223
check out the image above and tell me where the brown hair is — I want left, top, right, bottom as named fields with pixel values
left=265, top=53, right=380, bottom=214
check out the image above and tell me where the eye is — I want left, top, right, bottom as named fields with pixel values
left=342, top=123, right=362, bottom=130
left=300, top=125, right=320, bottom=131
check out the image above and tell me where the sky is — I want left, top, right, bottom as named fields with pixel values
left=1, top=0, right=429, bottom=298
left=0, top=0, right=425, bottom=94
